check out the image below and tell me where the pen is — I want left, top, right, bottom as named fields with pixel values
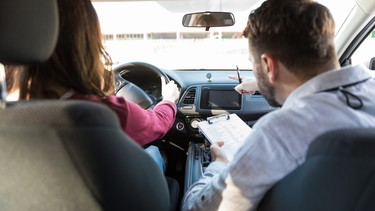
left=236, top=65, right=242, bottom=84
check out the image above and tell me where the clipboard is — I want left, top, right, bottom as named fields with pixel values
left=197, top=113, right=252, bottom=161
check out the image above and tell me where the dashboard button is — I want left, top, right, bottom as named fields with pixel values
left=176, top=122, right=185, bottom=131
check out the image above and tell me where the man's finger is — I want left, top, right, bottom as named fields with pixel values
left=228, top=75, right=239, bottom=80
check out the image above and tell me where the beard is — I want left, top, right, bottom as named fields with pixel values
left=254, top=66, right=282, bottom=108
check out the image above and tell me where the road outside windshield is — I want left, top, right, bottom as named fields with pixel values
left=93, top=0, right=361, bottom=70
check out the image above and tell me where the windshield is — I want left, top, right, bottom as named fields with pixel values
left=93, top=0, right=356, bottom=70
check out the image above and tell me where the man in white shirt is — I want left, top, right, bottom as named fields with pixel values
left=183, top=0, right=375, bottom=210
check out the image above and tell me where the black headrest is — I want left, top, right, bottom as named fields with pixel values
left=0, top=0, right=58, bottom=64
left=370, top=57, right=375, bottom=70
left=307, top=128, right=375, bottom=158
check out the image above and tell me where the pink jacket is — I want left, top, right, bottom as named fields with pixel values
left=69, top=94, right=177, bottom=146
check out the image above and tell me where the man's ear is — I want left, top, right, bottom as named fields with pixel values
left=260, top=54, right=278, bottom=83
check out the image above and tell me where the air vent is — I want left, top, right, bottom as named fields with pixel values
left=183, top=88, right=196, bottom=104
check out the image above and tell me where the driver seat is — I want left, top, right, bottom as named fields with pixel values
left=0, top=0, right=171, bottom=210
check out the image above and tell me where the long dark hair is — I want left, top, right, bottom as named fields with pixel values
left=7, top=0, right=114, bottom=99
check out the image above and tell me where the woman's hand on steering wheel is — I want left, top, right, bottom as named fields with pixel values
left=114, top=62, right=180, bottom=109
left=161, top=77, right=180, bottom=103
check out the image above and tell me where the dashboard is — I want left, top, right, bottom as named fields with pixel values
left=115, top=64, right=275, bottom=144
left=117, top=64, right=277, bottom=194
left=162, top=68, right=275, bottom=143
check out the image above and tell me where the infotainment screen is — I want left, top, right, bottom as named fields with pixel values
left=200, top=88, right=241, bottom=110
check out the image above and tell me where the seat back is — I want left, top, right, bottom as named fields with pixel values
left=0, top=101, right=171, bottom=211
left=258, top=128, right=375, bottom=211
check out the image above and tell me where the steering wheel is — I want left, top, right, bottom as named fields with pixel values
left=114, top=62, right=170, bottom=109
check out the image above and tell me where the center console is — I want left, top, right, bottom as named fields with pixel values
left=183, top=141, right=212, bottom=194
left=179, top=83, right=273, bottom=194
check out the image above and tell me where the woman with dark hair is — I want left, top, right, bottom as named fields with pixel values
left=6, top=0, right=179, bottom=172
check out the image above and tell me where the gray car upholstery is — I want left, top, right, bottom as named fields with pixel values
left=257, top=128, right=375, bottom=211
left=0, top=101, right=171, bottom=210
left=0, top=0, right=58, bottom=64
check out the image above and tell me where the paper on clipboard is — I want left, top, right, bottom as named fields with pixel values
left=197, top=113, right=252, bottom=161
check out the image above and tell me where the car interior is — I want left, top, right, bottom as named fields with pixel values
left=0, top=0, right=375, bottom=210
left=0, top=1, right=176, bottom=210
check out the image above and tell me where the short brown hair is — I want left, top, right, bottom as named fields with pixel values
left=244, top=0, right=336, bottom=78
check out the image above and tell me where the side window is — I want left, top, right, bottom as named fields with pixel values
left=350, top=30, right=375, bottom=70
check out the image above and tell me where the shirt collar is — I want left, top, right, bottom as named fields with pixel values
left=283, top=64, right=373, bottom=108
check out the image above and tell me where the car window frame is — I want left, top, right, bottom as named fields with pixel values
left=339, top=17, right=375, bottom=66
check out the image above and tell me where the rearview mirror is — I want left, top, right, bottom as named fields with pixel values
left=182, top=12, right=235, bottom=31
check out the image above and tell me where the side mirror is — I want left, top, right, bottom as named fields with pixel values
left=182, top=11, right=235, bottom=31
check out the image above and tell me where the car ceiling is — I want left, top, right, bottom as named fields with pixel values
left=91, top=0, right=261, bottom=12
